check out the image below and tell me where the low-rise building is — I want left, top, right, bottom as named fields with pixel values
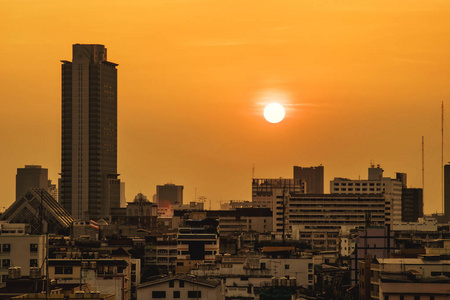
left=137, top=275, right=222, bottom=300
left=0, top=223, right=45, bottom=283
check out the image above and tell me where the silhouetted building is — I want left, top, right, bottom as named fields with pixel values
left=445, top=164, right=450, bottom=222
left=16, top=165, right=49, bottom=201
left=60, top=44, right=120, bottom=220
left=293, top=165, right=324, bottom=194
left=401, top=188, right=423, bottom=222
left=156, top=183, right=183, bottom=208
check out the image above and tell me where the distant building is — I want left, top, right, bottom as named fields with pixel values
left=60, top=44, right=120, bottom=220
left=293, top=165, right=324, bottom=194
left=156, top=183, right=183, bottom=208
left=401, top=188, right=423, bottom=222
left=444, top=164, right=450, bottom=222
left=330, top=165, right=403, bottom=226
left=16, top=165, right=56, bottom=201
left=274, top=190, right=387, bottom=243
left=252, top=178, right=305, bottom=208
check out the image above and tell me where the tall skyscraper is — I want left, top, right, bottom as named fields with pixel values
left=60, top=44, right=120, bottom=220
left=16, top=165, right=49, bottom=200
left=293, top=165, right=324, bottom=194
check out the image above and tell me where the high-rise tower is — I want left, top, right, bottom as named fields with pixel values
left=60, top=44, right=120, bottom=220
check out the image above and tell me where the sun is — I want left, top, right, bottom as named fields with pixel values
left=264, top=103, right=285, bottom=123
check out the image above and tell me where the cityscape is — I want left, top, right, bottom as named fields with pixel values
left=2, top=1, right=450, bottom=300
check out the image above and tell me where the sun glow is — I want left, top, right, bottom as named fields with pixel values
left=264, top=103, right=285, bottom=123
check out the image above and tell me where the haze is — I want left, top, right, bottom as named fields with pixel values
left=1, top=0, right=450, bottom=213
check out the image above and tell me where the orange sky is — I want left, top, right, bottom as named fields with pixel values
left=1, top=0, right=450, bottom=213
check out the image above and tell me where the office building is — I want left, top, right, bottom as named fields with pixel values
left=60, top=44, right=120, bottom=220
left=276, top=191, right=387, bottom=244
left=293, top=165, right=324, bottom=194
left=156, top=183, right=183, bottom=208
left=252, top=178, right=305, bottom=208
left=401, top=188, right=423, bottom=222
left=330, top=165, right=403, bottom=226
left=16, top=165, right=52, bottom=201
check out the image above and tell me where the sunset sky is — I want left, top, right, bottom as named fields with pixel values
left=1, top=0, right=450, bottom=213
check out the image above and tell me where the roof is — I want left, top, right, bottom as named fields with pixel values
left=0, top=189, right=73, bottom=234
left=376, top=258, right=450, bottom=265
left=380, top=273, right=450, bottom=284
left=262, top=247, right=295, bottom=253
left=137, top=275, right=221, bottom=289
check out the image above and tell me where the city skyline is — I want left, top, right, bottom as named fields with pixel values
left=1, top=1, right=450, bottom=213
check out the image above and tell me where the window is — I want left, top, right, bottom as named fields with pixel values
left=384, top=296, right=389, bottom=300
left=308, top=263, right=313, bottom=270
left=30, top=244, right=38, bottom=253
left=152, top=291, right=166, bottom=298
left=2, top=259, right=10, bottom=268
left=188, top=291, right=201, bottom=298
left=400, top=296, right=404, bottom=300
left=308, top=274, right=313, bottom=280
left=179, top=280, right=184, bottom=288
left=169, top=280, right=174, bottom=288
left=30, top=259, right=38, bottom=267
left=55, top=266, right=72, bottom=274
left=2, top=244, right=10, bottom=253
left=177, top=262, right=184, bottom=266
left=414, top=296, right=420, bottom=300
left=285, top=264, right=290, bottom=270
left=431, top=272, right=442, bottom=276
left=261, top=263, right=266, bottom=269
left=173, top=291, right=180, bottom=298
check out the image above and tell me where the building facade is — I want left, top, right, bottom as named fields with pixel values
left=60, top=44, right=120, bottom=220
left=330, top=165, right=403, bottom=226
left=252, top=178, right=305, bottom=209
left=293, top=165, right=324, bottom=194
left=156, top=184, right=183, bottom=208
left=16, top=165, right=54, bottom=201
left=0, top=223, right=45, bottom=283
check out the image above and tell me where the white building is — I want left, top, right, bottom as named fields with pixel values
left=137, top=275, right=222, bottom=300
left=0, top=223, right=45, bottom=282
left=330, top=165, right=403, bottom=226
left=273, top=190, right=386, bottom=239
left=191, top=255, right=313, bottom=298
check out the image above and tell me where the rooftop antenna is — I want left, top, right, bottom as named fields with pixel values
left=252, top=164, right=255, bottom=178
